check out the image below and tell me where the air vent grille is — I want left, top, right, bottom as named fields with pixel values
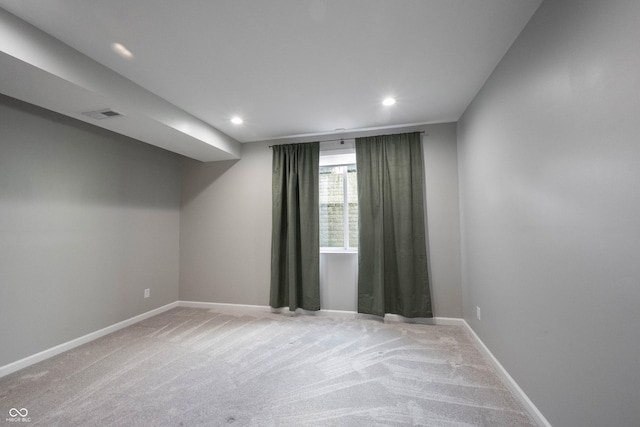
left=81, top=109, right=124, bottom=120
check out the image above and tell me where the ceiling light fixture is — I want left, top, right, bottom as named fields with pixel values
left=111, top=42, right=134, bottom=59
left=382, top=97, right=396, bottom=106
left=231, top=116, right=243, bottom=125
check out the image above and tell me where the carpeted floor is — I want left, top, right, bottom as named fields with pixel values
left=0, top=307, right=536, bottom=426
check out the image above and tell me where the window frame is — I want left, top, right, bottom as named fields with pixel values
left=319, top=147, right=358, bottom=253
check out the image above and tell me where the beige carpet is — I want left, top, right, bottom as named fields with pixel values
left=0, top=307, right=536, bottom=426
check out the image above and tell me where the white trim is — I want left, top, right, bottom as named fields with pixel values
left=319, top=149, right=355, bottom=166
left=179, top=300, right=272, bottom=313
left=0, top=302, right=179, bottom=379
left=320, top=248, right=358, bottom=254
left=292, top=308, right=362, bottom=318
left=428, top=317, right=466, bottom=326
left=178, top=301, right=462, bottom=326
left=251, top=120, right=438, bottom=143
left=462, top=321, right=552, bottom=427
left=383, top=313, right=465, bottom=326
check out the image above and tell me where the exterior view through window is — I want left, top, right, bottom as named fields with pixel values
left=319, top=164, right=358, bottom=250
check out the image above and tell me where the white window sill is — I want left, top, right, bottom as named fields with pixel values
left=320, top=248, right=358, bottom=254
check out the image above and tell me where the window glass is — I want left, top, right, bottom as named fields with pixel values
left=347, top=164, right=358, bottom=248
left=319, top=163, right=357, bottom=250
left=319, top=166, right=345, bottom=248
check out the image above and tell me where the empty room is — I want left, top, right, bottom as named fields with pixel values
left=1, top=1, right=638, bottom=426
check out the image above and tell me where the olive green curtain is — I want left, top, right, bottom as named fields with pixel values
left=355, top=132, right=432, bottom=318
left=270, top=142, right=320, bottom=311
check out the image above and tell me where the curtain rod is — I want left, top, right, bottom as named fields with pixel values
left=268, top=131, right=426, bottom=148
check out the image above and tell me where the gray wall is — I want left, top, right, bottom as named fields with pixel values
left=180, top=123, right=462, bottom=318
left=0, top=95, right=181, bottom=367
left=423, top=124, right=462, bottom=318
left=457, top=0, right=640, bottom=425
left=179, top=143, right=270, bottom=305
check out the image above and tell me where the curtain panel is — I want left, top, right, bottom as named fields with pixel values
left=270, top=142, right=320, bottom=311
left=356, top=132, right=432, bottom=318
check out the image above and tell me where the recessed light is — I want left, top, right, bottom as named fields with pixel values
left=111, top=42, right=134, bottom=59
left=231, top=116, right=243, bottom=125
left=382, top=97, right=396, bottom=106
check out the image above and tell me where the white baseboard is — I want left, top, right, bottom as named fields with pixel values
left=462, top=321, right=551, bottom=427
left=0, top=302, right=179, bottom=379
left=180, top=301, right=352, bottom=316
left=178, top=301, right=463, bottom=326
left=383, top=313, right=464, bottom=326
left=179, top=300, right=272, bottom=312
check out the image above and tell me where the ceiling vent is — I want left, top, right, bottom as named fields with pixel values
left=81, top=108, right=124, bottom=120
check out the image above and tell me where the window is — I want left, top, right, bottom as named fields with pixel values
left=319, top=144, right=358, bottom=251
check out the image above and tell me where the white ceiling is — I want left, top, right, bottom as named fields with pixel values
left=0, top=0, right=542, bottom=156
